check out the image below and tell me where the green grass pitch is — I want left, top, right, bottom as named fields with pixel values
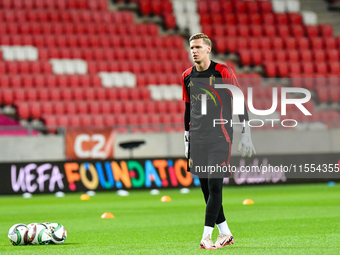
left=0, top=183, right=340, bottom=255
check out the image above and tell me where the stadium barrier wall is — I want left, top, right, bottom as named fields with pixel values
left=0, top=129, right=339, bottom=161
left=0, top=153, right=339, bottom=195
left=0, top=158, right=200, bottom=195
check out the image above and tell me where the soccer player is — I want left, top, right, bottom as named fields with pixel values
left=181, top=33, right=256, bottom=249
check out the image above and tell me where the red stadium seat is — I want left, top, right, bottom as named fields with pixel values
left=26, top=88, right=38, bottom=101
left=262, top=13, right=275, bottom=25
left=30, top=102, right=42, bottom=119
left=44, top=74, right=57, bottom=88
left=68, top=115, right=80, bottom=127
left=144, top=100, right=156, bottom=114
left=277, top=62, right=289, bottom=77
left=249, top=14, right=262, bottom=25
left=237, top=25, right=250, bottom=37
left=329, top=62, right=340, bottom=74
left=235, top=1, right=246, bottom=13
left=272, top=37, right=284, bottom=50
left=111, top=101, right=123, bottom=114
left=212, top=25, right=224, bottom=36
left=301, top=62, right=314, bottom=75
left=276, top=13, right=288, bottom=25
left=54, top=115, right=68, bottom=127
left=139, top=1, right=151, bottom=15
left=289, top=62, right=301, bottom=75
left=126, top=114, right=139, bottom=126
left=275, top=50, right=287, bottom=62
left=305, top=25, right=319, bottom=37
left=10, top=76, right=21, bottom=88
left=284, top=37, right=297, bottom=50
left=22, top=75, right=34, bottom=88
left=13, top=88, right=25, bottom=102
left=263, top=25, right=276, bottom=37
left=262, top=50, right=275, bottom=62
left=246, top=1, right=259, bottom=13
left=224, top=14, right=236, bottom=25
left=1, top=88, right=14, bottom=105
left=236, top=37, right=248, bottom=50
left=259, top=37, right=271, bottom=50
left=53, top=101, right=65, bottom=115
left=315, top=62, right=328, bottom=75
left=313, top=50, right=326, bottom=62
left=17, top=61, right=30, bottom=75
left=259, top=1, right=272, bottom=13
left=100, top=101, right=111, bottom=115
left=211, top=14, right=223, bottom=25
left=32, top=75, right=44, bottom=88
left=40, top=101, right=53, bottom=116
left=102, top=114, right=114, bottom=126
left=251, top=51, right=263, bottom=66
left=277, top=25, right=290, bottom=37
left=310, top=37, right=323, bottom=50
left=290, top=25, right=304, bottom=37
left=315, top=87, right=328, bottom=103
left=220, top=1, right=233, bottom=13
left=225, top=26, right=237, bottom=37
left=215, top=37, right=229, bottom=53
left=323, top=37, right=337, bottom=50
left=7, top=62, right=19, bottom=74
left=300, top=50, right=313, bottom=62
left=250, top=25, right=263, bottom=37
left=133, top=100, right=146, bottom=114
left=45, top=36, right=56, bottom=47
left=319, top=24, right=333, bottom=37
left=88, top=101, right=101, bottom=114
left=76, top=101, right=88, bottom=114
left=236, top=14, right=248, bottom=25
left=37, top=88, right=50, bottom=101
left=92, top=115, right=104, bottom=127
left=16, top=103, right=30, bottom=120
left=264, top=62, right=276, bottom=78
left=60, top=88, right=72, bottom=101
left=139, top=88, right=150, bottom=100
left=239, top=50, right=251, bottom=66
left=72, top=87, right=84, bottom=100
left=287, top=50, right=299, bottom=62
left=296, top=37, right=310, bottom=49
left=163, top=13, right=176, bottom=29
left=288, top=13, right=302, bottom=25
left=326, top=49, right=339, bottom=61
left=248, top=37, right=261, bottom=49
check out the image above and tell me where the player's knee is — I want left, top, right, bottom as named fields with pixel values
left=208, top=179, right=223, bottom=194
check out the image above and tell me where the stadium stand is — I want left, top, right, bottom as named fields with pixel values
left=0, top=0, right=339, bottom=133
left=0, top=0, right=190, bottom=133
left=196, top=0, right=340, bottom=130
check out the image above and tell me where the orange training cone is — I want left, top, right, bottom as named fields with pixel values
left=243, top=199, right=254, bottom=205
left=80, top=194, right=90, bottom=200
left=161, top=196, right=171, bottom=202
left=101, top=212, right=114, bottom=219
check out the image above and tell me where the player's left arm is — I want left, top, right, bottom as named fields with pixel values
left=220, top=64, right=256, bottom=157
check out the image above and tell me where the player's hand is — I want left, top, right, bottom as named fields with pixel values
left=237, top=126, right=256, bottom=157
left=184, top=131, right=189, bottom=158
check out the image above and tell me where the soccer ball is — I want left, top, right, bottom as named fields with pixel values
left=47, top=223, right=67, bottom=244
left=27, top=223, right=52, bottom=245
left=8, top=224, right=29, bottom=246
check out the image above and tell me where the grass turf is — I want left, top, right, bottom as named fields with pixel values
left=0, top=183, right=340, bottom=255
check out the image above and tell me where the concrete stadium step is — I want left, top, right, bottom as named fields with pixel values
left=299, top=0, right=340, bottom=35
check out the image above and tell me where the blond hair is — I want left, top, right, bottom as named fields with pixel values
left=189, top=33, right=212, bottom=47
